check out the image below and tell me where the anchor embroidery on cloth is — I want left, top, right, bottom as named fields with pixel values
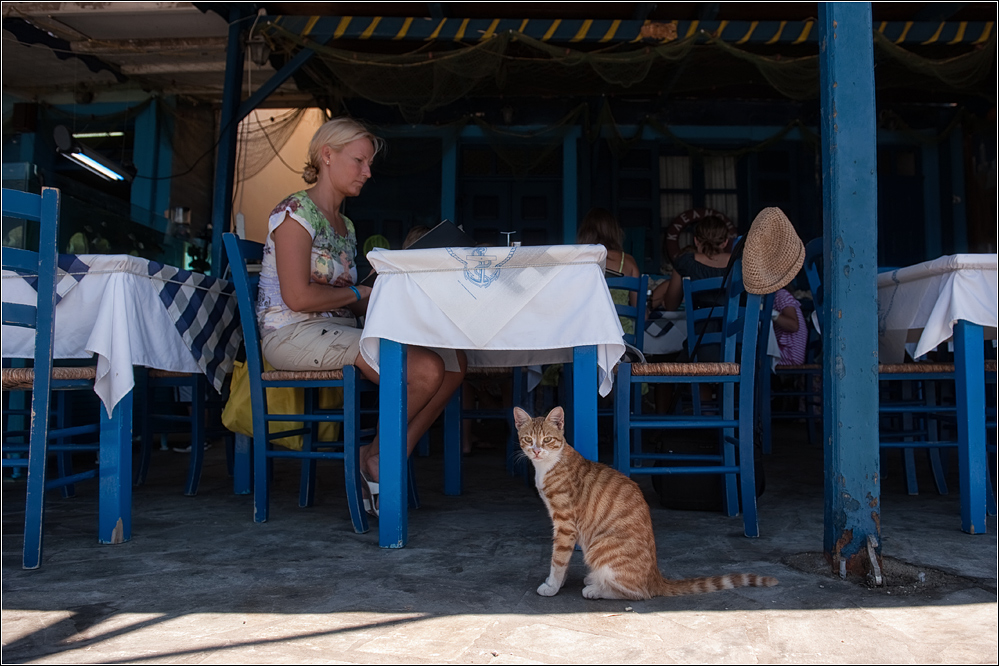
left=448, top=246, right=517, bottom=288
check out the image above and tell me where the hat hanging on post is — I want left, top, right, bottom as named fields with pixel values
left=742, top=207, right=805, bottom=295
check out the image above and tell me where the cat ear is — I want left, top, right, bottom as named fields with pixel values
left=545, top=406, right=565, bottom=431
left=513, top=406, right=532, bottom=429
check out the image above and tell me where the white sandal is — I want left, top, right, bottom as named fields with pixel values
left=360, top=470, right=379, bottom=517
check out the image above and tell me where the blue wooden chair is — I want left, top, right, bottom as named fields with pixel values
left=613, top=259, right=768, bottom=537
left=458, top=365, right=528, bottom=477
left=134, top=368, right=233, bottom=495
left=1, top=187, right=101, bottom=569
left=223, top=232, right=383, bottom=531
left=606, top=274, right=649, bottom=353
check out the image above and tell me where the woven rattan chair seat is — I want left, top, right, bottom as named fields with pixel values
left=631, top=361, right=740, bottom=377
left=775, top=363, right=821, bottom=371
left=878, top=362, right=955, bottom=374
left=147, top=369, right=193, bottom=379
left=466, top=366, right=513, bottom=377
left=2, top=366, right=97, bottom=391
left=261, top=368, right=345, bottom=381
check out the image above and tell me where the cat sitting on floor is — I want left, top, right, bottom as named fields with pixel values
left=513, top=406, right=779, bottom=600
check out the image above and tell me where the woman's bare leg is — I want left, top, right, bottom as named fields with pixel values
left=354, top=348, right=466, bottom=482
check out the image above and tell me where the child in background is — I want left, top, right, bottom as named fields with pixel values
left=771, top=287, right=807, bottom=366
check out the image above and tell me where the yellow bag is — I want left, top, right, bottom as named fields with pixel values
left=222, top=359, right=343, bottom=451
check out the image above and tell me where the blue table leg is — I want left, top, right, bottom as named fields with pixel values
left=443, top=390, right=462, bottom=496
left=572, top=345, right=598, bottom=461
left=379, top=339, right=408, bottom=548
left=99, top=390, right=132, bottom=544
left=953, top=320, right=986, bottom=535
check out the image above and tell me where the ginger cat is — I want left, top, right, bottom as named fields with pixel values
left=514, top=406, right=778, bottom=600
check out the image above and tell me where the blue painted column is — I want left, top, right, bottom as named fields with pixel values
left=949, top=128, right=969, bottom=252
left=210, top=6, right=248, bottom=274
left=819, top=3, right=882, bottom=573
left=562, top=128, right=580, bottom=244
left=441, top=131, right=457, bottom=223
left=132, top=99, right=173, bottom=222
left=921, top=142, right=941, bottom=260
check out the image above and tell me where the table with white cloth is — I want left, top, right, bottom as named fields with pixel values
left=877, top=253, right=998, bottom=534
left=2, top=254, right=242, bottom=544
left=361, top=244, right=626, bottom=548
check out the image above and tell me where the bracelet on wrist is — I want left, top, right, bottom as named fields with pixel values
left=349, top=286, right=361, bottom=301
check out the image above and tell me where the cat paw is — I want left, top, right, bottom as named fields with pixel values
left=582, top=584, right=606, bottom=600
left=537, top=581, right=561, bottom=597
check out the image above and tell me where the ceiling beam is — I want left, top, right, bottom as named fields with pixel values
left=261, top=15, right=994, bottom=45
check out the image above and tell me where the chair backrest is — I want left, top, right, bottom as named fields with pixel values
left=605, top=274, right=649, bottom=352
left=681, top=275, right=727, bottom=359
left=803, top=237, right=823, bottom=311
left=2, top=187, right=61, bottom=400
left=222, top=233, right=265, bottom=380
left=681, top=263, right=766, bottom=366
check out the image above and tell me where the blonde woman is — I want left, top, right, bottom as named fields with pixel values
left=257, top=117, right=466, bottom=515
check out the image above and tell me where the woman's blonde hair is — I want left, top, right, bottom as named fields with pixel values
left=694, top=216, right=731, bottom=258
left=302, top=117, right=385, bottom=184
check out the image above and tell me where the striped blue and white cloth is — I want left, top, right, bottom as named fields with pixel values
left=2, top=254, right=242, bottom=415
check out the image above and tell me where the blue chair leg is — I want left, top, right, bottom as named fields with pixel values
left=739, top=384, right=759, bottom=538
left=720, top=383, right=739, bottom=517
left=135, top=369, right=153, bottom=488
left=343, top=367, right=369, bottom=534
left=299, top=389, right=317, bottom=508
left=408, top=457, right=420, bottom=509
left=416, top=432, right=431, bottom=457
left=184, top=375, right=207, bottom=496
left=53, top=391, right=76, bottom=498
left=443, top=389, right=461, bottom=496
left=22, top=385, right=53, bottom=570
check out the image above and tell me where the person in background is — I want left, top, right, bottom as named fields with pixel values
left=257, top=117, right=466, bottom=516
left=649, top=215, right=733, bottom=312
left=648, top=215, right=733, bottom=411
left=771, top=287, right=807, bottom=366
left=402, top=225, right=430, bottom=250
left=576, top=207, right=641, bottom=335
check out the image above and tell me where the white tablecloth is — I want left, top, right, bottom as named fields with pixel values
left=2, top=254, right=242, bottom=415
left=360, top=244, right=626, bottom=396
left=877, top=254, right=998, bottom=363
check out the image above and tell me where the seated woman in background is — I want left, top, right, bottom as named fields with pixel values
left=648, top=215, right=733, bottom=411
left=576, top=207, right=641, bottom=335
left=649, top=215, right=733, bottom=312
left=771, top=287, right=807, bottom=366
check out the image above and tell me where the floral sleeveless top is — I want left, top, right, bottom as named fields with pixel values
left=256, top=191, right=358, bottom=337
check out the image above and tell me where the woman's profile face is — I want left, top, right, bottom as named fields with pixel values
left=324, top=138, right=375, bottom=198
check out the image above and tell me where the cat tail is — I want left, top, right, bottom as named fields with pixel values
left=652, top=573, right=779, bottom=597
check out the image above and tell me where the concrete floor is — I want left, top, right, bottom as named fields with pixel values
left=2, top=422, right=996, bottom=664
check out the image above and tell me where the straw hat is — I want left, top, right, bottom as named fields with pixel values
left=742, top=207, right=804, bottom=295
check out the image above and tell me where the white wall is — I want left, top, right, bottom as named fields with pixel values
left=231, top=108, right=325, bottom=243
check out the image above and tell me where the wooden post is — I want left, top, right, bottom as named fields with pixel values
left=818, top=3, right=882, bottom=575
